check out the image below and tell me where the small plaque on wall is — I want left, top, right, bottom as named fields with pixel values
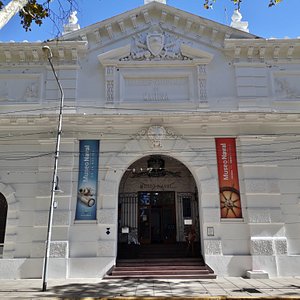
left=121, top=227, right=129, bottom=234
left=207, top=226, right=214, bottom=237
left=123, top=76, right=190, bottom=103
left=184, top=219, right=193, bottom=225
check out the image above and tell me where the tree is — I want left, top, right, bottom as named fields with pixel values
left=204, top=0, right=283, bottom=10
left=0, top=0, right=77, bottom=31
left=0, top=0, right=283, bottom=32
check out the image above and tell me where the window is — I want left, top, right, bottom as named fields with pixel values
left=182, top=197, right=192, bottom=218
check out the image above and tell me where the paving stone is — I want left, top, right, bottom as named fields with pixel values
left=1, top=277, right=300, bottom=298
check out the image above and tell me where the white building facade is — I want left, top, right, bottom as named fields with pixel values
left=0, top=1, right=300, bottom=279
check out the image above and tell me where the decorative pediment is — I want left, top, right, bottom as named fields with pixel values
left=97, top=26, right=213, bottom=107
left=121, top=28, right=189, bottom=62
left=117, top=26, right=213, bottom=63
left=98, top=29, right=213, bottom=66
left=60, top=1, right=257, bottom=48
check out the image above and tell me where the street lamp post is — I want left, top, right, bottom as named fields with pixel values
left=41, top=45, right=64, bottom=292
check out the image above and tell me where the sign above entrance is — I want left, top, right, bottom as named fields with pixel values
left=139, top=182, right=175, bottom=190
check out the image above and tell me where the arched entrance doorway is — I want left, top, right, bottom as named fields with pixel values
left=0, top=193, right=8, bottom=257
left=118, top=155, right=201, bottom=259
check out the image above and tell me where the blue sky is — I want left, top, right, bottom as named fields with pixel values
left=0, top=0, right=299, bottom=42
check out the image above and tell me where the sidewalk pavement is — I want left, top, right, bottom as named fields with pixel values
left=0, top=277, right=300, bottom=299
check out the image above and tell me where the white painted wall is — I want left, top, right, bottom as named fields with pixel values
left=0, top=2, right=300, bottom=279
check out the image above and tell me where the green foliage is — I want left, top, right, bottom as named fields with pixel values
left=0, top=0, right=77, bottom=33
left=19, top=0, right=50, bottom=31
left=203, top=0, right=283, bottom=10
left=0, top=0, right=284, bottom=32
left=268, top=0, right=283, bottom=7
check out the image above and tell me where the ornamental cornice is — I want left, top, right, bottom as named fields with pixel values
left=0, top=41, right=87, bottom=64
left=225, top=39, right=300, bottom=61
left=1, top=112, right=300, bottom=127
left=59, top=2, right=256, bottom=50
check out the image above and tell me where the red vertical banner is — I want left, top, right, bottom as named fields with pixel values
left=215, top=138, right=242, bottom=219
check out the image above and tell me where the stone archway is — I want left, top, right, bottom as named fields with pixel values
left=0, top=183, right=18, bottom=258
left=102, top=126, right=217, bottom=260
left=117, top=154, right=201, bottom=259
left=0, top=193, right=7, bottom=257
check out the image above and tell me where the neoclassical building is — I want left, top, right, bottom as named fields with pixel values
left=0, top=0, right=300, bottom=279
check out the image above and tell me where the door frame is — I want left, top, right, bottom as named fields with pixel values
left=138, top=191, right=176, bottom=244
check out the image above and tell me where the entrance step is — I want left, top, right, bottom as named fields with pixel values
left=118, top=242, right=201, bottom=259
left=117, top=257, right=205, bottom=266
left=105, top=258, right=216, bottom=280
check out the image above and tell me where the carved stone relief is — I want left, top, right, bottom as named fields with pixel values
left=274, top=238, right=287, bottom=255
left=0, top=76, right=40, bottom=103
left=123, top=77, right=189, bottom=103
left=105, top=66, right=115, bottom=103
left=120, top=26, right=192, bottom=62
left=204, top=240, right=222, bottom=255
left=147, top=125, right=167, bottom=148
left=24, top=82, right=39, bottom=101
left=135, top=125, right=178, bottom=148
left=106, top=66, right=115, bottom=76
left=251, top=238, right=274, bottom=255
left=197, top=65, right=207, bottom=102
left=30, top=241, right=68, bottom=258
left=99, top=26, right=212, bottom=105
left=250, top=237, right=287, bottom=256
left=106, top=80, right=114, bottom=102
left=274, top=75, right=300, bottom=100
left=50, top=241, right=69, bottom=258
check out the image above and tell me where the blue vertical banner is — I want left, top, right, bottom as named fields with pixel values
left=75, top=140, right=99, bottom=220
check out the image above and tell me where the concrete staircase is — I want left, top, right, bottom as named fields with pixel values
left=107, top=243, right=216, bottom=279
left=105, top=257, right=216, bottom=279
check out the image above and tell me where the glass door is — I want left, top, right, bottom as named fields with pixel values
left=162, top=206, right=176, bottom=243
left=138, top=191, right=176, bottom=244
left=151, top=207, right=162, bottom=243
left=138, top=192, right=151, bottom=244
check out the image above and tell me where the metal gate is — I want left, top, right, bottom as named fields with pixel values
left=119, top=192, right=199, bottom=244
